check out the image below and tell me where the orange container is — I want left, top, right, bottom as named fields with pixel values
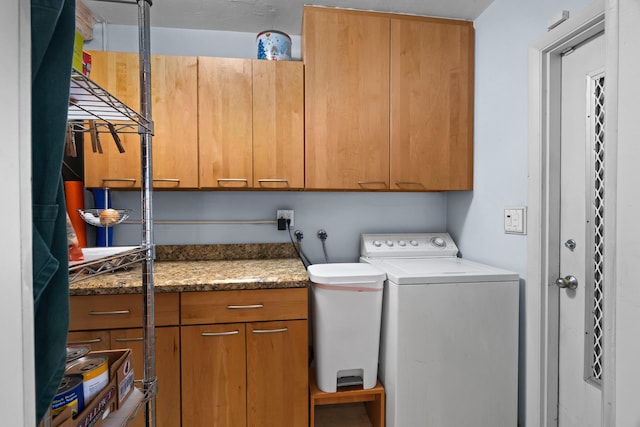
left=64, top=181, right=87, bottom=247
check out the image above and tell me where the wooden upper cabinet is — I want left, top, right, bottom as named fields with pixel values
left=84, top=51, right=140, bottom=189
left=252, top=60, right=305, bottom=189
left=150, top=54, right=199, bottom=188
left=302, top=7, right=474, bottom=191
left=303, top=7, right=390, bottom=190
left=198, top=57, right=253, bottom=189
left=390, top=17, right=474, bottom=191
left=84, top=51, right=198, bottom=189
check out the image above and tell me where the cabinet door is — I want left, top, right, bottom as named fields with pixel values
left=246, top=320, right=308, bottom=427
left=303, top=7, right=390, bottom=190
left=149, top=54, right=199, bottom=188
left=252, top=60, right=305, bottom=189
left=199, top=57, right=253, bottom=188
left=390, top=18, right=474, bottom=191
left=181, top=324, right=247, bottom=427
left=84, top=51, right=140, bottom=189
left=67, top=330, right=111, bottom=351
left=111, top=327, right=181, bottom=427
left=85, top=51, right=199, bottom=189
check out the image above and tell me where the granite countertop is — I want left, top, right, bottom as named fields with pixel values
left=69, top=243, right=311, bottom=296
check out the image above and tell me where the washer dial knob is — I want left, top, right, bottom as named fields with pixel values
left=410, top=240, right=419, bottom=246
left=373, top=240, right=382, bottom=247
left=398, top=240, right=406, bottom=247
left=386, top=240, right=394, bottom=247
left=432, top=237, right=446, bottom=248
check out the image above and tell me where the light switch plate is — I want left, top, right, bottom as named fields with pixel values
left=504, top=207, right=527, bottom=235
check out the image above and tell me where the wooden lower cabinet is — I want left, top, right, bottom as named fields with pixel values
left=181, top=320, right=308, bottom=427
left=181, top=323, right=247, bottom=426
left=246, top=320, right=308, bottom=427
left=67, top=327, right=180, bottom=427
left=111, top=327, right=181, bottom=427
left=69, top=289, right=308, bottom=427
left=67, top=330, right=111, bottom=351
left=68, top=293, right=181, bottom=426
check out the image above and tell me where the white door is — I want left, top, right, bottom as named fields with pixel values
left=558, top=33, right=605, bottom=426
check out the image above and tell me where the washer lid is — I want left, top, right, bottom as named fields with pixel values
left=361, top=257, right=519, bottom=284
left=307, top=263, right=386, bottom=287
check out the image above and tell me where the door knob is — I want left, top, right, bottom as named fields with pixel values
left=556, top=275, right=578, bottom=290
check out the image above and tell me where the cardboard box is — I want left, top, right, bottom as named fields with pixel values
left=51, top=349, right=134, bottom=427
left=75, top=0, right=97, bottom=40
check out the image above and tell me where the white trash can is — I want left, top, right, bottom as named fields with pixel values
left=308, top=263, right=386, bottom=393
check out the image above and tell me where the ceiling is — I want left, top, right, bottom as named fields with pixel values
left=84, top=0, right=493, bottom=36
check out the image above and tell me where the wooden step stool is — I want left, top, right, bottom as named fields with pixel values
left=309, top=370, right=385, bottom=427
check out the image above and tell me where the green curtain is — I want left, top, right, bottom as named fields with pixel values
left=31, top=0, right=75, bottom=423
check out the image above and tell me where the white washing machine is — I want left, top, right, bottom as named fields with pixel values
left=360, top=233, right=519, bottom=427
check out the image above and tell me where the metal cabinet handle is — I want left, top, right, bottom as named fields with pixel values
left=217, top=178, right=248, bottom=183
left=88, top=309, right=131, bottom=316
left=395, top=181, right=424, bottom=188
left=114, top=337, right=144, bottom=343
left=226, top=304, right=264, bottom=310
left=102, top=178, right=137, bottom=184
left=152, top=178, right=180, bottom=183
left=257, top=179, right=290, bottom=187
left=258, top=179, right=289, bottom=183
left=252, top=327, right=289, bottom=334
left=68, top=338, right=103, bottom=345
left=201, top=330, right=240, bottom=337
left=358, top=181, right=387, bottom=186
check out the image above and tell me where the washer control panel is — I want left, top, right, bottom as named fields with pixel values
left=360, top=233, right=459, bottom=258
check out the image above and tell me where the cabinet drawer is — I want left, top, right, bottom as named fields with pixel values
left=181, top=288, right=308, bottom=325
left=67, top=330, right=111, bottom=350
left=70, top=293, right=180, bottom=330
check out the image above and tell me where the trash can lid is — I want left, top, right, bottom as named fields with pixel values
left=307, top=263, right=386, bottom=287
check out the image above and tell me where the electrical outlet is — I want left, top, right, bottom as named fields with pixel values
left=277, top=209, right=294, bottom=228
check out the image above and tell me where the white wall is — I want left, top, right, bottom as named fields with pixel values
left=611, top=0, right=640, bottom=424
left=1, top=0, right=34, bottom=424
left=99, top=191, right=447, bottom=264
left=448, top=0, right=592, bottom=273
left=83, top=23, right=448, bottom=264
left=86, top=24, right=302, bottom=59
left=447, top=1, right=592, bottom=425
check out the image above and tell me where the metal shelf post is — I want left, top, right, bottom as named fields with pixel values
left=136, top=0, right=156, bottom=426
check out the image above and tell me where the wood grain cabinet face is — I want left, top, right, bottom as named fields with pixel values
left=181, top=323, right=247, bottom=427
left=68, top=294, right=180, bottom=427
left=198, top=58, right=304, bottom=189
left=110, top=327, right=181, bottom=427
left=69, top=293, right=179, bottom=330
left=67, top=330, right=111, bottom=351
left=84, top=51, right=199, bottom=189
left=390, top=18, right=474, bottom=191
left=252, top=60, right=305, bottom=189
left=303, top=7, right=391, bottom=190
left=180, top=289, right=309, bottom=427
left=246, top=320, right=308, bottom=427
left=302, top=7, right=474, bottom=191
left=198, top=57, right=254, bottom=189
left=83, top=51, right=140, bottom=189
